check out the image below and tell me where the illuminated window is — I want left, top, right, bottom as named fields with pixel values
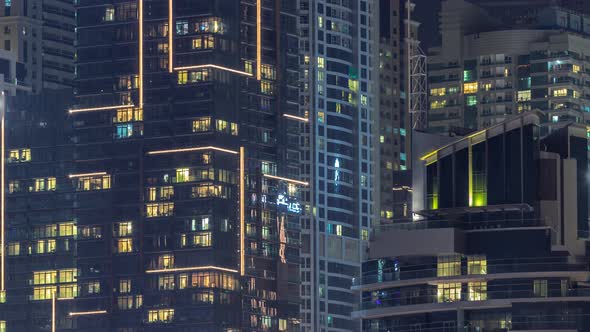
left=104, top=7, right=114, bottom=21
left=193, top=233, right=211, bottom=247
left=468, top=281, right=487, bottom=301
left=518, top=90, right=531, bottom=101
left=79, top=226, right=102, bottom=239
left=86, top=281, right=101, bottom=294
left=116, top=238, right=133, bottom=253
left=191, top=35, right=215, bottom=49
left=361, top=229, right=368, bottom=241
left=216, top=119, right=228, bottom=132
left=8, top=148, right=30, bottom=162
left=318, top=57, right=325, bottom=69
left=335, top=224, right=342, bottom=236
left=176, top=168, right=190, bottom=183
left=59, top=222, right=76, bottom=237
left=430, top=100, right=447, bottom=109
left=179, top=274, right=188, bottom=289
left=146, top=203, right=174, bottom=217
left=482, top=83, right=492, bottom=91
left=0, top=320, right=5, bottom=332
left=120, top=279, right=131, bottom=293
left=148, top=309, right=174, bottom=323
left=466, top=95, right=477, bottom=106
left=573, top=64, right=581, bottom=73
left=59, top=284, right=78, bottom=299
left=463, top=70, right=473, bottom=82
left=177, top=70, right=188, bottom=84
left=553, top=88, right=567, bottom=97
left=192, top=117, right=211, bottom=132
left=467, top=255, right=487, bottom=274
left=533, top=280, right=548, bottom=297
left=191, top=184, right=225, bottom=198
left=32, top=177, right=56, bottom=192
left=33, top=286, right=56, bottom=300
left=437, top=255, right=461, bottom=277
left=59, top=269, right=77, bottom=283
left=261, top=161, right=276, bottom=175
left=261, top=64, right=276, bottom=80
left=230, top=123, right=239, bottom=136
left=8, top=180, right=20, bottom=193
left=318, top=16, right=323, bottom=28
left=437, top=283, right=461, bottom=303
left=317, top=111, right=325, bottom=123
left=35, top=239, right=56, bottom=254
left=159, top=254, right=174, bottom=269
left=463, top=82, right=478, bottom=94
left=430, top=87, right=446, bottom=96
left=33, top=270, right=57, bottom=285
left=76, top=175, right=111, bottom=191
left=7, top=242, right=19, bottom=255
left=114, top=108, right=142, bottom=123
left=261, top=80, right=274, bottom=95
left=116, top=221, right=133, bottom=237
left=244, top=61, right=253, bottom=74
left=159, top=275, right=175, bottom=290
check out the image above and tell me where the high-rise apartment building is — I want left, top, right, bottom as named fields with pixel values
left=377, top=0, right=419, bottom=223
left=0, top=0, right=302, bottom=331
left=354, top=113, right=590, bottom=331
left=0, top=0, right=75, bottom=92
left=428, top=0, right=590, bottom=134
left=298, top=0, right=378, bottom=330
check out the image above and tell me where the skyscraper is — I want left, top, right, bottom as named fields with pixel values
left=0, top=0, right=75, bottom=92
left=0, top=0, right=303, bottom=330
left=377, top=0, right=420, bottom=224
left=428, top=0, right=590, bottom=134
left=299, top=0, right=378, bottom=330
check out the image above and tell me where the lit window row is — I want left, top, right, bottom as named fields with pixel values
left=32, top=222, right=76, bottom=239
left=191, top=183, right=230, bottom=199
left=75, top=175, right=111, bottom=191
left=177, top=69, right=209, bottom=84
left=147, top=186, right=174, bottom=201
left=148, top=309, right=174, bottom=323
left=179, top=232, right=212, bottom=248
left=8, top=148, right=30, bottom=163
left=155, top=270, right=238, bottom=291
left=173, top=168, right=215, bottom=183
left=437, top=255, right=487, bottom=277
left=175, top=17, right=225, bottom=36
left=430, top=87, right=446, bottom=96
left=146, top=203, right=174, bottom=218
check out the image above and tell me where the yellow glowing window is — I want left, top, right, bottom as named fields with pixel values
left=261, top=80, right=274, bottom=95
left=335, top=224, right=342, bottom=236
left=116, top=221, right=133, bottom=237
left=159, top=254, right=174, bottom=269
left=230, top=123, right=239, bottom=136
left=430, top=100, right=447, bottom=109
left=0, top=320, right=5, bottom=332
left=553, top=88, right=567, bottom=97
left=468, top=255, right=487, bottom=274
left=261, top=64, right=276, bottom=80
left=193, top=232, right=212, bottom=247
left=361, top=229, right=368, bottom=241
left=573, top=90, right=580, bottom=99
left=117, top=238, right=133, bottom=253
left=191, top=183, right=224, bottom=198
left=176, top=168, right=190, bottom=183
left=192, top=117, right=211, bottom=132
left=429, top=87, right=446, bottom=96
left=33, top=286, right=56, bottom=300
left=74, top=175, right=111, bottom=191
left=361, top=95, right=368, bottom=106
left=146, top=203, right=174, bottom=217
left=8, top=148, right=30, bottom=162
left=148, top=309, right=175, bottom=323
left=33, top=270, right=57, bottom=285
left=318, top=57, right=325, bottom=69
left=120, top=279, right=131, bottom=293
left=191, top=35, right=215, bottom=49
left=87, top=281, right=101, bottom=294
left=468, top=281, right=487, bottom=301
left=437, top=283, right=461, bottom=303
left=244, top=61, right=253, bottom=74
left=114, top=108, right=142, bottom=123
left=59, top=222, right=76, bottom=237
left=179, top=274, right=188, bottom=289
left=35, top=239, right=56, bottom=254
left=159, top=275, right=175, bottom=290
left=463, top=82, right=478, bottom=94
left=161, top=186, right=174, bottom=199
left=437, top=255, right=461, bottom=277
left=482, top=83, right=491, bottom=91
left=177, top=70, right=188, bottom=84
left=318, top=111, right=325, bottom=123
left=335, top=103, right=341, bottom=113
left=59, top=284, right=78, bottom=299
left=318, top=16, right=324, bottom=28
left=7, top=242, right=19, bottom=256
left=59, top=269, right=77, bottom=283
left=573, top=64, right=581, bottom=73
left=518, top=90, right=531, bottom=102
left=8, top=180, right=20, bottom=193
left=148, top=187, right=156, bottom=201
left=216, top=119, right=228, bottom=132
left=32, top=177, right=55, bottom=192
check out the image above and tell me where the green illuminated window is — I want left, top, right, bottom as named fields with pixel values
left=466, top=95, right=477, bottom=106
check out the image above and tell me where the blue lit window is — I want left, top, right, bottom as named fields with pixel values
left=400, top=153, right=406, bottom=161
left=400, top=128, right=406, bottom=136
left=116, top=124, right=133, bottom=139
left=5, top=0, right=11, bottom=6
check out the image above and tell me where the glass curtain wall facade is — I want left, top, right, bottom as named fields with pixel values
left=18, top=0, right=306, bottom=331
left=299, top=0, right=377, bottom=330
